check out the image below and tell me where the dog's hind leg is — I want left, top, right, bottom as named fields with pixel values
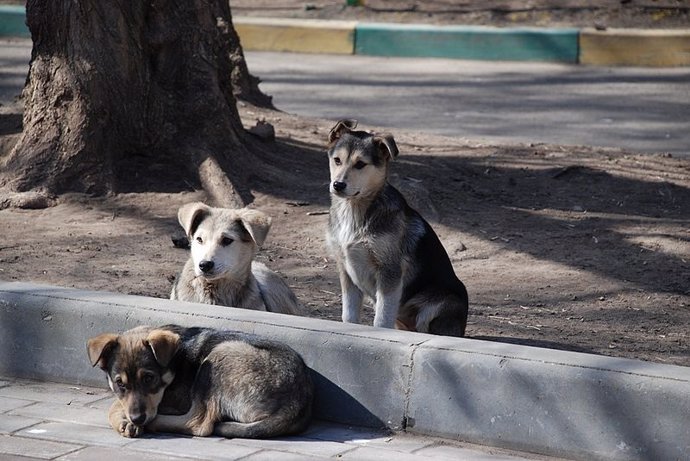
left=147, top=401, right=216, bottom=437
left=425, top=296, right=468, bottom=337
left=147, top=414, right=200, bottom=436
left=213, top=405, right=311, bottom=439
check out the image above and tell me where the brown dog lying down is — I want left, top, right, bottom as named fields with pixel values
left=87, top=325, right=314, bottom=439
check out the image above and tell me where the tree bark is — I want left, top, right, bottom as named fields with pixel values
left=0, top=0, right=269, bottom=208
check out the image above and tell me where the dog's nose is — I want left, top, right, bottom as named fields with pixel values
left=332, top=181, right=347, bottom=192
left=199, top=260, right=214, bottom=273
left=129, top=412, right=147, bottom=426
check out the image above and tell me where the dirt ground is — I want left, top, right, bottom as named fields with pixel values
left=2, top=0, right=689, bottom=28
left=1, top=99, right=689, bottom=366
left=229, top=0, right=690, bottom=29
left=1, top=1, right=689, bottom=367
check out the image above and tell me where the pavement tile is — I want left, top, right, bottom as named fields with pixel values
left=416, top=443, right=536, bottom=461
left=0, top=434, right=83, bottom=459
left=83, top=396, right=114, bottom=410
left=340, top=445, right=445, bottom=461
left=0, top=455, right=45, bottom=461
left=346, top=432, right=436, bottom=453
left=56, top=446, right=194, bottom=461
left=0, top=374, right=567, bottom=461
left=301, top=420, right=390, bottom=443
left=10, top=401, right=111, bottom=427
left=340, top=440, right=549, bottom=461
left=0, top=381, right=107, bottom=406
left=0, top=414, right=42, bottom=434
left=240, top=449, right=330, bottom=461
left=0, top=395, right=33, bottom=413
left=17, top=421, right=132, bottom=447
left=301, top=421, right=436, bottom=453
left=127, top=434, right=260, bottom=460
left=232, top=436, right=353, bottom=458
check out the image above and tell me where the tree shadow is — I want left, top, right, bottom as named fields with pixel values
left=0, top=113, right=22, bottom=136
left=251, top=135, right=690, bottom=298
left=34, top=121, right=689, bottom=306
left=118, top=128, right=686, bottom=303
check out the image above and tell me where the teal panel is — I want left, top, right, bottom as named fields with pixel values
left=0, top=6, right=29, bottom=38
left=355, top=23, right=579, bottom=63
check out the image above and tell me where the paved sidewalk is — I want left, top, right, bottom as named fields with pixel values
left=0, top=377, right=563, bottom=461
left=2, top=283, right=689, bottom=460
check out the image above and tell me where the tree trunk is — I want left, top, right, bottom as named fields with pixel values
left=0, top=0, right=270, bottom=208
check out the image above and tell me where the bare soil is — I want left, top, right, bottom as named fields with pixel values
left=1, top=100, right=689, bottom=366
left=229, top=0, right=690, bottom=29
left=2, top=0, right=689, bottom=28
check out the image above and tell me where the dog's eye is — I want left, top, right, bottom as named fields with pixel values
left=115, top=377, right=126, bottom=389
left=354, top=160, right=367, bottom=170
left=333, top=157, right=341, bottom=166
left=196, top=236, right=203, bottom=244
left=141, top=374, right=155, bottom=386
left=221, top=237, right=234, bottom=247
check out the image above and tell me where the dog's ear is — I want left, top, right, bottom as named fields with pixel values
left=87, top=333, right=119, bottom=369
left=373, top=134, right=399, bottom=161
left=328, top=119, right=358, bottom=144
left=236, top=209, right=272, bottom=247
left=145, top=330, right=181, bottom=368
left=178, top=202, right=212, bottom=239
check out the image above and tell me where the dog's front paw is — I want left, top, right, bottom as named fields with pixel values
left=118, top=420, right=143, bottom=438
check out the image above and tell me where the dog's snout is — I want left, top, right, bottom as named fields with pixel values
left=199, top=260, right=215, bottom=273
left=332, top=181, right=347, bottom=192
left=129, top=412, right=147, bottom=426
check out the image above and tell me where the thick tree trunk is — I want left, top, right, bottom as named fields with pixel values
left=0, top=0, right=269, bottom=208
left=227, top=18, right=273, bottom=109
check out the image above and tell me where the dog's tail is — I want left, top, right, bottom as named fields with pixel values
left=252, top=262, right=305, bottom=316
left=213, top=400, right=312, bottom=439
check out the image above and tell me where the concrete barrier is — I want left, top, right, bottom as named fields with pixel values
left=1, top=281, right=689, bottom=461
left=3, top=6, right=690, bottom=67
left=355, top=23, right=579, bottom=63
left=234, top=17, right=356, bottom=55
left=0, top=5, right=28, bottom=38
left=580, top=28, right=690, bottom=67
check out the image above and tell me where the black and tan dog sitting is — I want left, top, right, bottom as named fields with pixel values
left=87, top=325, right=313, bottom=439
left=326, top=119, right=469, bottom=337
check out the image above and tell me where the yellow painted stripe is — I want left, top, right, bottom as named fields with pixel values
left=234, top=17, right=356, bottom=55
left=580, top=28, right=690, bottom=67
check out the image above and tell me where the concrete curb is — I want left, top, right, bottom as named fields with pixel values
left=0, top=5, right=28, bottom=38
left=234, top=17, right=356, bottom=55
left=1, top=6, right=689, bottom=66
left=580, top=27, right=690, bottom=67
left=354, top=23, right=579, bottom=63
left=1, top=281, right=689, bottom=461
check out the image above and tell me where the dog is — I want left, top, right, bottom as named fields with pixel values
left=87, top=325, right=314, bottom=438
left=170, top=202, right=302, bottom=315
left=325, top=119, right=469, bottom=337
